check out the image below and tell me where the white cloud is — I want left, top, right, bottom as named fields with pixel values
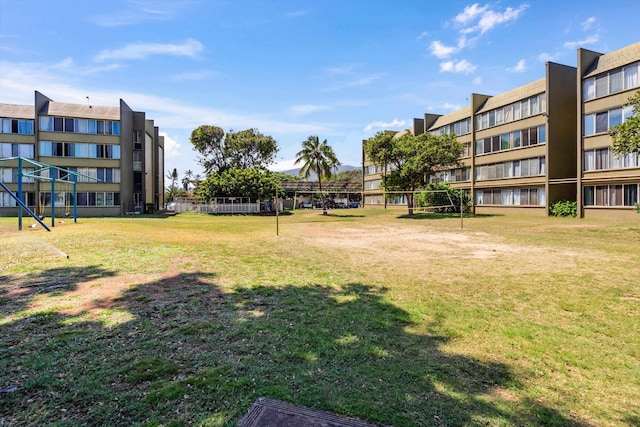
left=160, top=132, right=181, bottom=158
left=439, top=59, right=476, bottom=74
left=290, top=104, right=330, bottom=115
left=429, top=40, right=458, bottom=59
left=0, top=59, right=323, bottom=135
left=443, top=102, right=461, bottom=111
left=87, top=0, right=178, bottom=27
left=417, top=31, right=430, bottom=40
left=507, top=59, right=526, bottom=72
left=581, top=17, right=596, bottom=31
left=94, top=38, right=203, bottom=62
left=475, top=5, right=528, bottom=34
left=364, top=118, right=406, bottom=132
left=428, top=4, right=528, bottom=61
left=564, top=34, right=599, bottom=49
left=454, top=3, right=490, bottom=25
left=472, top=76, right=482, bottom=85
left=287, top=10, right=308, bottom=17
left=538, top=52, right=554, bottom=62
left=327, top=74, right=382, bottom=91
left=269, top=158, right=300, bottom=172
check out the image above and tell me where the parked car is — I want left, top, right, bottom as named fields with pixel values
left=348, top=201, right=360, bottom=208
left=335, top=202, right=348, bottom=209
left=299, top=201, right=313, bottom=209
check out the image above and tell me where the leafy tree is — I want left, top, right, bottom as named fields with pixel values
left=196, top=167, right=284, bottom=201
left=190, top=126, right=278, bottom=175
left=165, top=168, right=180, bottom=202
left=295, top=135, right=340, bottom=214
left=609, top=91, right=640, bottom=157
left=364, top=130, right=462, bottom=215
left=330, top=169, right=362, bottom=184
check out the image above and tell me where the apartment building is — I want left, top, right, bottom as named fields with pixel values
left=0, top=91, right=164, bottom=217
left=578, top=43, right=640, bottom=220
left=363, top=62, right=577, bottom=216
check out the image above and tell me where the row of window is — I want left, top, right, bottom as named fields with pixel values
left=0, top=143, right=35, bottom=159
left=475, top=93, right=546, bottom=131
left=40, top=191, right=121, bottom=207
left=364, top=179, right=381, bottom=190
left=475, top=125, right=546, bottom=155
left=39, top=116, right=121, bottom=136
left=39, top=141, right=121, bottom=159
left=430, top=167, right=471, bottom=184
left=583, top=184, right=638, bottom=207
left=476, top=157, right=546, bottom=180
left=584, top=147, right=639, bottom=171
left=583, top=62, right=639, bottom=101
left=475, top=187, right=546, bottom=206
left=583, top=105, right=633, bottom=136
left=430, top=117, right=472, bottom=137
left=365, top=164, right=384, bottom=175
left=0, top=168, right=35, bottom=183
left=1, top=118, right=34, bottom=135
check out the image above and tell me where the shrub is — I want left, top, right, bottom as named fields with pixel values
left=415, top=182, right=470, bottom=213
left=550, top=200, right=577, bottom=217
left=634, top=202, right=640, bottom=213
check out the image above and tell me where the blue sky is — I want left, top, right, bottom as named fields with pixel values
left=1, top=1, right=639, bottom=177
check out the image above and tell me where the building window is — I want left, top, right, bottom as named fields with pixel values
left=583, top=147, right=639, bottom=171
left=584, top=184, right=639, bottom=207
left=583, top=62, right=640, bottom=100
left=1, top=118, right=34, bottom=134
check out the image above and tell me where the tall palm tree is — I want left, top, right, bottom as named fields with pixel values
left=295, top=135, right=340, bottom=214
left=183, top=169, right=194, bottom=191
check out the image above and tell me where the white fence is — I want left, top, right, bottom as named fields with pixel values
left=196, top=203, right=260, bottom=214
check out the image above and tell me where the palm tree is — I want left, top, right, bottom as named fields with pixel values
left=295, top=135, right=340, bottom=214
left=183, top=169, right=194, bottom=191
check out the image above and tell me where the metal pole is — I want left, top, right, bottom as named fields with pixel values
left=275, top=190, right=279, bottom=237
left=73, top=179, right=78, bottom=223
left=17, top=157, right=23, bottom=231
left=50, top=166, right=56, bottom=228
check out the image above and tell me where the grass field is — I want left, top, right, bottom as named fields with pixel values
left=0, top=209, right=638, bottom=426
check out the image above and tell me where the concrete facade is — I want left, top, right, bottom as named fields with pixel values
left=364, top=41, right=640, bottom=219
left=0, top=91, right=164, bottom=217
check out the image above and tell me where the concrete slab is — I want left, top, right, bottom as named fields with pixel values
left=237, top=397, right=383, bottom=427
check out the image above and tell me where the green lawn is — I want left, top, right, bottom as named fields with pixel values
left=0, top=209, right=638, bottom=426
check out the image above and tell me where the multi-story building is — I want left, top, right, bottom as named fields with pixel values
left=578, top=43, right=640, bottom=220
left=0, top=91, right=164, bottom=217
left=363, top=62, right=577, bottom=216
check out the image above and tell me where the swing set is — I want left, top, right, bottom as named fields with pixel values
left=0, top=157, right=98, bottom=232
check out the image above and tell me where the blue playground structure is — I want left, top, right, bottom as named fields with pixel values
left=0, top=157, right=98, bottom=231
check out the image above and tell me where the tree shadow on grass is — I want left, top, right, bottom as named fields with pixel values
left=0, top=272, right=594, bottom=426
left=0, top=265, right=116, bottom=318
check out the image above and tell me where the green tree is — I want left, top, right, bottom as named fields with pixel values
left=196, top=167, right=284, bottom=201
left=182, top=169, right=194, bottom=191
left=330, top=169, right=362, bottom=184
left=609, top=91, right=640, bottom=157
left=165, top=168, right=181, bottom=202
left=364, top=130, right=462, bottom=215
left=190, top=126, right=279, bottom=175
left=295, top=135, right=340, bottom=214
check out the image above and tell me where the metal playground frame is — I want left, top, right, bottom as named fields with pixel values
left=0, top=157, right=98, bottom=231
